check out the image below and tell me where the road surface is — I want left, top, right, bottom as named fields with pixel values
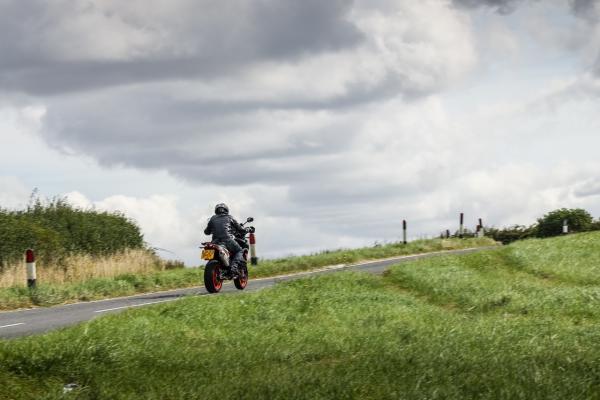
left=0, top=247, right=494, bottom=339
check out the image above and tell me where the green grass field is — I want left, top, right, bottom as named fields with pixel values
left=0, top=237, right=493, bottom=310
left=2, top=232, right=599, bottom=399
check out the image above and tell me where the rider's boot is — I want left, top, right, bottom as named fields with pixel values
left=229, top=263, right=240, bottom=278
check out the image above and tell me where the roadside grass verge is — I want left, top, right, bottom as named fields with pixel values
left=506, top=231, right=600, bottom=285
left=0, top=268, right=203, bottom=310
left=0, top=249, right=175, bottom=288
left=0, top=237, right=494, bottom=310
left=385, top=231, right=600, bottom=320
left=2, top=268, right=600, bottom=400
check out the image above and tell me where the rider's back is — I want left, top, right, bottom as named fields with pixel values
left=204, top=214, right=238, bottom=242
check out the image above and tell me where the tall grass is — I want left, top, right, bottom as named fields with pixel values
left=0, top=249, right=167, bottom=288
left=0, top=268, right=203, bottom=310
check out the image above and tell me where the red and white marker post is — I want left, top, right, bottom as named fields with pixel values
left=478, top=218, right=485, bottom=238
left=459, top=213, right=464, bottom=239
left=25, top=249, right=37, bottom=288
left=249, top=233, right=258, bottom=265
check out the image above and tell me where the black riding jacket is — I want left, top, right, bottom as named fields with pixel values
left=204, top=214, right=245, bottom=242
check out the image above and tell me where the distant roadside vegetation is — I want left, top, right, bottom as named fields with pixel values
left=0, top=194, right=183, bottom=292
left=0, top=195, right=144, bottom=267
left=482, top=208, right=600, bottom=245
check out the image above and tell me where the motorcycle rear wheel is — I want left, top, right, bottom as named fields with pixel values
left=234, top=265, right=248, bottom=290
left=204, top=261, right=223, bottom=293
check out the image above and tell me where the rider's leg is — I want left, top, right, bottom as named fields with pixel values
left=225, top=240, right=243, bottom=274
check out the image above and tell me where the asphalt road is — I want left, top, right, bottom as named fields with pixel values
left=0, top=247, right=495, bottom=339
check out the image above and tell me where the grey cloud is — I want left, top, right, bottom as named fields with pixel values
left=3, top=1, right=599, bottom=260
left=42, top=91, right=358, bottom=184
left=574, top=178, right=600, bottom=197
left=7, top=0, right=482, bottom=246
left=452, top=0, right=600, bottom=18
left=451, top=0, right=523, bottom=14
left=0, top=0, right=362, bottom=95
left=570, top=0, right=600, bottom=21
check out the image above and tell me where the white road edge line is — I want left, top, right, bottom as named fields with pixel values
left=0, top=323, right=25, bottom=329
left=94, top=299, right=177, bottom=313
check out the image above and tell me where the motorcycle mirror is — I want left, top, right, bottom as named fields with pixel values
left=246, top=217, right=254, bottom=223
left=249, top=226, right=256, bottom=233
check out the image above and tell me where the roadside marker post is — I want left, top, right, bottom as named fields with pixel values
left=25, top=249, right=36, bottom=288
left=249, top=233, right=258, bottom=265
left=402, top=220, right=407, bottom=244
left=459, top=213, right=464, bottom=239
left=446, top=229, right=450, bottom=239
left=563, top=219, right=569, bottom=234
left=478, top=218, right=485, bottom=237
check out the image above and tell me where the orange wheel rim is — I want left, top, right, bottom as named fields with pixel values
left=212, top=266, right=222, bottom=290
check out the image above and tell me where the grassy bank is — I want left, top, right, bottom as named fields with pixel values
left=0, top=237, right=494, bottom=310
left=0, top=268, right=203, bottom=310
left=1, top=233, right=599, bottom=399
left=384, top=231, right=600, bottom=318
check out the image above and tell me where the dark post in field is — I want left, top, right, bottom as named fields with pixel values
left=459, top=213, right=464, bottom=239
left=446, top=229, right=450, bottom=239
left=402, top=220, right=407, bottom=244
left=25, top=249, right=36, bottom=288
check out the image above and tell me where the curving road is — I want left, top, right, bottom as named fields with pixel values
left=0, top=247, right=494, bottom=339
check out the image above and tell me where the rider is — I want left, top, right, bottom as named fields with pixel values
left=204, top=203, right=247, bottom=276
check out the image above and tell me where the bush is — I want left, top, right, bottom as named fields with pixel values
left=589, top=220, right=600, bottom=232
left=484, top=224, right=537, bottom=245
left=536, top=208, right=593, bottom=238
left=0, top=195, right=144, bottom=268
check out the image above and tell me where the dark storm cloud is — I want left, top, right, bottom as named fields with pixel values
left=0, top=0, right=362, bottom=95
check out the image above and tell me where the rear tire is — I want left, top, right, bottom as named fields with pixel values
left=234, top=265, right=248, bottom=290
left=204, top=261, right=223, bottom=293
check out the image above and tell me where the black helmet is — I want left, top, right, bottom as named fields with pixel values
left=215, top=203, right=229, bottom=215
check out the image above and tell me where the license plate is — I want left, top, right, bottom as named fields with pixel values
left=201, top=249, right=215, bottom=260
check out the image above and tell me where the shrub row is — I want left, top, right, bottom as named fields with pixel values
left=484, top=208, right=600, bottom=245
left=0, top=196, right=144, bottom=269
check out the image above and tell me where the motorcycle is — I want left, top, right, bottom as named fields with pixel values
left=200, top=217, right=255, bottom=293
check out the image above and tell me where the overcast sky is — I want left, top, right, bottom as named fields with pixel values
left=1, top=0, right=599, bottom=265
